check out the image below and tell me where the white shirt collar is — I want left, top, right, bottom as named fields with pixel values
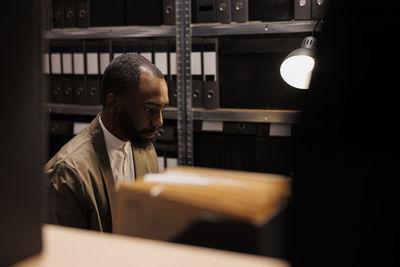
left=99, top=114, right=129, bottom=151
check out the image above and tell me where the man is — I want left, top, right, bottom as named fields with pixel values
left=45, top=53, right=169, bottom=232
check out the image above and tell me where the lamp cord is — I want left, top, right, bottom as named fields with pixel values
left=312, top=19, right=324, bottom=37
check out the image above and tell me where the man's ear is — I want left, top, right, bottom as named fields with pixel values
left=104, top=93, right=121, bottom=115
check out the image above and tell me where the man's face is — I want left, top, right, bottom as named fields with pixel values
left=117, top=67, right=169, bottom=149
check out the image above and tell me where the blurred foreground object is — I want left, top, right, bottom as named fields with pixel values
left=113, top=166, right=291, bottom=258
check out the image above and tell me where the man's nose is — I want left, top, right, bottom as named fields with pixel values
left=152, top=111, right=163, bottom=128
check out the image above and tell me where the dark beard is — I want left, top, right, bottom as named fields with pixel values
left=118, top=106, right=158, bottom=150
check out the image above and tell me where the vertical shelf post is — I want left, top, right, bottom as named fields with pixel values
left=175, top=0, right=193, bottom=165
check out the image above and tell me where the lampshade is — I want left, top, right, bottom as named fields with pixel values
left=280, top=37, right=317, bottom=89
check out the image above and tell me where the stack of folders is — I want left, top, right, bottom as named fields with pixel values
left=44, top=38, right=219, bottom=108
left=44, top=40, right=109, bottom=105
left=113, top=166, right=291, bottom=255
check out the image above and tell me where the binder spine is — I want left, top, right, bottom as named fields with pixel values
left=216, top=0, right=231, bottom=24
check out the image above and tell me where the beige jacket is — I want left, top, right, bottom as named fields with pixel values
left=45, top=114, right=159, bottom=232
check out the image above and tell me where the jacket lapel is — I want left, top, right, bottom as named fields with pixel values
left=132, top=143, right=159, bottom=180
left=89, top=114, right=116, bottom=227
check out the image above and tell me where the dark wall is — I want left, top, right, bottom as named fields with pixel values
left=0, top=1, right=44, bottom=265
left=289, top=0, right=398, bottom=266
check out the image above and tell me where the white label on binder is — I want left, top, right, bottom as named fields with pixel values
left=100, top=53, right=110, bottom=74
left=191, top=52, right=202, bottom=75
left=43, top=53, right=50, bottom=74
left=202, top=121, right=223, bottom=132
left=113, top=53, right=123, bottom=59
left=50, top=53, right=61, bottom=74
left=140, top=52, right=152, bottom=62
left=86, top=52, right=98, bottom=75
left=170, top=52, right=177, bottom=75
left=203, top=51, right=217, bottom=77
left=73, top=53, right=84, bottom=75
left=155, top=52, right=168, bottom=75
left=62, top=53, right=73, bottom=74
left=269, top=123, right=292, bottom=137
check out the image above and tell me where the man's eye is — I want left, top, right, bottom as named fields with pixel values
left=144, top=107, right=156, bottom=113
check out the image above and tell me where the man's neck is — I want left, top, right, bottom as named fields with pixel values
left=100, top=111, right=128, bottom=142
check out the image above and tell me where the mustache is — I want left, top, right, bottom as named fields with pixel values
left=141, top=127, right=161, bottom=135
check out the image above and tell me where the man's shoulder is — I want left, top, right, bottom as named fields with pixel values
left=45, top=128, right=96, bottom=173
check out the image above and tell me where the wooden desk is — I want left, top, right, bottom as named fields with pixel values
left=12, top=224, right=290, bottom=267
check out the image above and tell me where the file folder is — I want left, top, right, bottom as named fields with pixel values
left=311, top=0, right=329, bottom=19
left=90, top=0, right=125, bottom=26
left=126, top=0, right=163, bottom=26
left=61, top=42, right=74, bottom=104
left=72, top=41, right=86, bottom=104
left=168, top=42, right=177, bottom=107
left=192, top=40, right=204, bottom=108
left=125, top=40, right=139, bottom=53
left=113, top=166, right=291, bottom=257
left=52, top=0, right=64, bottom=28
left=99, top=40, right=111, bottom=76
left=202, top=39, right=219, bottom=109
left=162, top=0, right=176, bottom=25
left=43, top=47, right=51, bottom=102
left=64, top=0, right=76, bottom=27
left=86, top=41, right=101, bottom=105
left=231, top=0, right=248, bottom=23
left=112, top=40, right=126, bottom=59
left=193, top=0, right=217, bottom=23
left=294, top=0, right=311, bottom=20
left=50, top=42, right=63, bottom=103
left=139, top=40, right=153, bottom=62
left=76, top=0, right=90, bottom=27
left=216, top=0, right=231, bottom=24
left=248, top=0, right=293, bottom=21
left=154, top=39, right=169, bottom=82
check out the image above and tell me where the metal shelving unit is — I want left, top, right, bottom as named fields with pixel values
left=45, top=103, right=301, bottom=124
left=43, top=20, right=318, bottom=40
left=44, top=2, right=318, bottom=165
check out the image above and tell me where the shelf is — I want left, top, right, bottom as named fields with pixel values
left=43, top=20, right=318, bottom=40
left=45, top=103, right=301, bottom=124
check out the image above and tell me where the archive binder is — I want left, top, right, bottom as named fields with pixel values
left=112, top=40, right=126, bottom=59
left=99, top=40, right=111, bottom=76
left=125, top=40, right=139, bottom=54
left=231, top=0, right=248, bottom=23
left=202, top=39, right=219, bottom=109
left=72, top=41, right=86, bottom=104
left=76, top=0, right=90, bottom=27
left=248, top=0, right=293, bottom=21
left=50, top=42, right=63, bottom=103
left=43, top=46, right=51, bottom=102
left=154, top=39, right=169, bottom=81
left=90, top=0, right=125, bottom=26
left=294, top=0, right=312, bottom=20
left=162, top=0, right=176, bottom=25
left=52, top=0, right=64, bottom=28
left=138, top=40, right=153, bottom=62
left=312, top=0, right=329, bottom=19
left=86, top=41, right=101, bottom=105
left=193, top=0, right=217, bottom=23
left=192, top=40, right=204, bottom=108
left=168, top=42, right=177, bottom=107
left=216, top=0, right=231, bottom=24
left=64, top=0, right=76, bottom=27
left=126, top=0, right=163, bottom=26
left=61, top=42, right=74, bottom=104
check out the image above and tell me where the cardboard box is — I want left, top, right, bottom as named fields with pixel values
left=113, top=167, right=291, bottom=257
